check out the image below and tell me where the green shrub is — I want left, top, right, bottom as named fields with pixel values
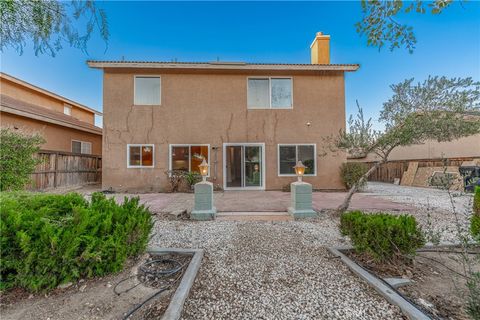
left=340, top=211, right=425, bottom=261
left=0, top=128, right=45, bottom=191
left=340, top=162, right=368, bottom=190
left=0, top=192, right=153, bottom=292
left=473, top=187, right=480, bottom=241
left=474, top=186, right=480, bottom=216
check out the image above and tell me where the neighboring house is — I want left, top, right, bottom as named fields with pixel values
left=0, top=72, right=102, bottom=155
left=88, top=32, right=359, bottom=192
left=349, top=135, right=480, bottom=162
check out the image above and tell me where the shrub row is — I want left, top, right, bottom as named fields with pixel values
left=340, top=211, right=425, bottom=261
left=472, top=187, right=480, bottom=240
left=0, top=192, right=153, bottom=292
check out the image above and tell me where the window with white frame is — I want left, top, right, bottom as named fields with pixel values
left=134, top=76, right=161, bottom=105
left=72, top=140, right=92, bottom=154
left=64, top=104, right=72, bottom=115
left=170, top=145, right=209, bottom=175
left=278, top=144, right=316, bottom=175
left=248, top=77, right=292, bottom=109
left=127, top=144, right=154, bottom=168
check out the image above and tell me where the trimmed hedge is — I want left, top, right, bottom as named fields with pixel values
left=340, top=211, right=425, bottom=261
left=474, top=186, right=480, bottom=216
left=472, top=187, right=480, bottom=240
left=340, top=162, right=368, bottom=190
left=0, top=192, right=152, bottom=292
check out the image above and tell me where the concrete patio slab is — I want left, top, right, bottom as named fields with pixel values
left=216, top=211, right=294, bottom=221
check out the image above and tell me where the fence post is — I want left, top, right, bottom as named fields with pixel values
left=53, top=152, right=58, bottom=188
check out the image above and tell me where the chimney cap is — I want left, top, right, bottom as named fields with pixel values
left=310, top=32, right=330, bottom=48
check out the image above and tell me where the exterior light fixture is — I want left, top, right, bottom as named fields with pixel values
left=199, top=158, right=209, bottom=182
left=293, top=161, right=306, bottom=182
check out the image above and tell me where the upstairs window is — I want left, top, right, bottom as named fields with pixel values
left=247, top=77, right=292, bottom=109
left=134, top=76, right=161, bottom=105
left=64, top=105, right=72, bottom=115
left=127, top=144, right=154, bottom=168
left=278, top=144, right=316, bottom=176
left=72, top=140, right=92, bottom=154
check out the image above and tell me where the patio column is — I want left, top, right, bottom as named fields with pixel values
left=191, top=181, right=217, bottom=220
left=288, top=181, right=317, bottom=218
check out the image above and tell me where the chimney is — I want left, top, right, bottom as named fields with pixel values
left=310, top=32, right=330, bottom=64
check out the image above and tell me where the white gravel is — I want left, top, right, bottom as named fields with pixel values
left=152, top=218, right=403, bottom=319
left=364, top=182, right=474, bottom=243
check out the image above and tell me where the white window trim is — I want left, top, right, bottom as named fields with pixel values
left=134, top=75, right=162, bottom=106
left=169, top=144, right=211, bottom=177
left=247, top=76, right=293, bottom=109
left=71, top=140, right=92, bottom=155
left=277, top=144, right=317, bottom=177
left=64, top=104, right=72, bottom=115
left=127, top=144, right=155, bottom=168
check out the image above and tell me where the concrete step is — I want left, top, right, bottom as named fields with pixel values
left=216, top=211, right=293, bottom=221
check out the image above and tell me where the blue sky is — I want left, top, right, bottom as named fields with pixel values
left=1, top=1, right=479, bottom=129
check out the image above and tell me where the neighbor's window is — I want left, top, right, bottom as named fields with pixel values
left=64, top=105, right=72, bottom=115
left=170, top=145, right=209, bottom=175
left=128, top=144, right=154, bottom=168
left=72, top=140, right=92, bottom=155
left=248, top=77, right=292, bottom=109
left=134, top=76, right=161, bottom=105
left=278, top=144, right=315, bottom=175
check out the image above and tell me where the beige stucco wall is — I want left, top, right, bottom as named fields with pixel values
left=1, top=112, right=102, bottom=155
left=0, top=77, right=95, bottom=124
left=102, top=69, right=347, bottom=192
left=351, top=134, right=480, bottom=162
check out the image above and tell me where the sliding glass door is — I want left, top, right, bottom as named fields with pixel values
left=225, top=144, right=264, bottom=189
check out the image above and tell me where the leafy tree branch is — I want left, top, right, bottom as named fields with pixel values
left=356, top=0, right=465, bottom=53
left=0, top=0, right=109, bottom=56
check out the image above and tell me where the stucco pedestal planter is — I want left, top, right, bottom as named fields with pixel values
left=288, top=181, right=317, bottom=218
left=191, top=181, right=216, bottom=220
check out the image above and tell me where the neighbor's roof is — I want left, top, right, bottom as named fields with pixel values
left=0, top=72, right=102, bottom=116
left=0, top=94, right=102, bottom=135
left=87, top=60, right=360, bottom=72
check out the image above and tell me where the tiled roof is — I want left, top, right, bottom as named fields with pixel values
left=0, top=72, right=102, bottom=116
left=87, top=60, right=359, bottom=72
left=0, top=94, right=102, bottom=135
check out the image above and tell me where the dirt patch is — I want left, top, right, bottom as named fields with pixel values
left=345, top=248, right=480, bottom=320
left=0, top=253, right=191, bottom=320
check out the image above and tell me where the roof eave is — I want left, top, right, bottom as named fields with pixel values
left=86, top=61, right=360, bottom=72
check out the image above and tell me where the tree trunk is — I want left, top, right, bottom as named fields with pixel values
left=335, top=160, right=385, bottom=215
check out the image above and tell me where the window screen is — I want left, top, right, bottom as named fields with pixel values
left=128, top=145, right=154, bottom=167
left=271, top=78, right=292, bottom=108
left=279, top=145, right=315, bottom=175
left=134, top=77, right=161, bottom=105
left=247, top=79, right=269, bottom=108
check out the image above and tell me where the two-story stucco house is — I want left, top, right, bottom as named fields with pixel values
left=0, top=72, right=102, bottom=155
left=88, top=33, right=359, bottom=192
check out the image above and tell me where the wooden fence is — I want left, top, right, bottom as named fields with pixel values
left=363, top=157, right=475, bottom=183
left=28, top=150, right=102, bottom=191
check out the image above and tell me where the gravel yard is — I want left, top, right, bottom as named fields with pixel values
left=364, top=182, right=474, bottom=243
left=152, top=218, right=403, bottom=319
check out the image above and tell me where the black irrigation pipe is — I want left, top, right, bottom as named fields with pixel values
left=114, top=258, right=186, bottom=320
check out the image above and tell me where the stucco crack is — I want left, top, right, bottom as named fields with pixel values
left=146, top=107, right=153, bottom=142
left=273, top=113, right=279, bottom=143
left=226, top=113, right=234, bottom=141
